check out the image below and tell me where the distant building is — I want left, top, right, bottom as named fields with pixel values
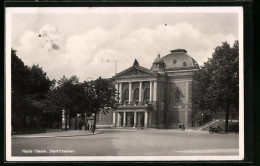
left=98, top=49, right=199, bottom=129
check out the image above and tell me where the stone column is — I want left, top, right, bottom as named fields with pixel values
left=129, top=82, right=132, bottom=104
left=113, top=112, right=116, bottom=127
left=149, top=81, right=153, bottom=102
left=62, top=110, right=65, bottom=130
left=119, top=83, right=122, bottom=103
left=123, top=112, right=126, bottom=127
left=139, top=81, right=142, bottom=103
left=144, top=112, right=148, bottom=127
left=153, top=81, right=157, bottom=101
left=117, top=112, right=121, bottom=127
left=134, top=112, right=137, bottom=128
left=149, top=112, right=152, bottom=125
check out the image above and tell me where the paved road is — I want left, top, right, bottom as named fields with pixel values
left=12, top=129, right=239, bottom=156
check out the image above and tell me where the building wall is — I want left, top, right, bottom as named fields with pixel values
left=106, top=77, right=195, bottom=128
left=164, top=77, right=194, bottom=128
left=149, top=102, right=158, bottom=128
left=97, top=110, right=113, bottom=125
left=156, top=78, right=167, bottom=128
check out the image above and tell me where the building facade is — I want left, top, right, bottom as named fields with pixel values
left=111, top=49, right=199, bottom=129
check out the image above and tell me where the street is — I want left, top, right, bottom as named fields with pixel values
left=12, top=128, right=239, bottom=156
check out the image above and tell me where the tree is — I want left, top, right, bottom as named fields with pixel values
left=45, top=76, right=118, bottom=133
left=11, top=49, right=30, bottom=127
left=46, top=75, right=84, bottom=130
left=11, top=49, right=55, bottom=129
left=193, top=41, right=239, bottom=132
left=86, top=77, right=118, bottom=134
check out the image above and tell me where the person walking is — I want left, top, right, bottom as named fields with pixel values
left=90, top=121, right=93, bottom=133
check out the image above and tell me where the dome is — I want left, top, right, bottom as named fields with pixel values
left=153, top=54, right=164, bottom=64
left=162, top=49, right=198, bottom=70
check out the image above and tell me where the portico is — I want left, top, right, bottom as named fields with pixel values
left=115, top=110, right=149, bottom=128
left=112, top=59, right=157, bottom=128
left=116, top=80, right=157, bottom=105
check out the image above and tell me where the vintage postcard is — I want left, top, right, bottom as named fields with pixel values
left=5, top=7, right=244, bottom=161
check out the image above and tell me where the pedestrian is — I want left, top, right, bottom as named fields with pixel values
left=90, top=121, right=93, bottom=133
left=91, top=123, right=95, bottom=134
left=178, top=122, right=182, bottom=129
left=78, top=122, right=82, bottom=130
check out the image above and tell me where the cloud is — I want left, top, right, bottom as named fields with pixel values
left=13, top=14, right=238, bottom=82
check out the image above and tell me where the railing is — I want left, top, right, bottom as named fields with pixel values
left=195, top=112, right=239, bottom=130
left=117, top=101, right=151, bottom=107
left=195, top=119, right=214, bottom=130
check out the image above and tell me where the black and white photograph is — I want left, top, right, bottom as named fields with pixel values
left=5, top=7, right=244, bottom=161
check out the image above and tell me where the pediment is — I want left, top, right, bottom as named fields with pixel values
left=115, top=65, right=155, bottom=78
left=123, top=68, right=150, bottom=76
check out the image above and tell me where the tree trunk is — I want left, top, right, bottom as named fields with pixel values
left=93, top=112, right=97, bottom=134
left=225, top=103, right=230, bottom=133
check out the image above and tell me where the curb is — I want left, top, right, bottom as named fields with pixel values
left=12, top=132, right=101, bottom=138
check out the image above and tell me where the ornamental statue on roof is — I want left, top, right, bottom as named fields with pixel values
left=133, top=59, right=139, bottom=66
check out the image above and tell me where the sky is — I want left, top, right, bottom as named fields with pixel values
left=8, top=7, right=241, bottom=81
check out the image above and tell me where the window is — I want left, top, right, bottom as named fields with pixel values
left=144, top=88, right=150, bottom=103
left=133, top=88, right=139, bottom=102
left=123, top=89, right=129, bottom=102
left=175, top=89, right=180, bottom=101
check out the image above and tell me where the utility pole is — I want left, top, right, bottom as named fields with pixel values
left=115, top=60, right=117, bottom=75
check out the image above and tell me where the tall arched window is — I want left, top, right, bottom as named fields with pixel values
left=175, top=89, right=180, bottom=101
left=133, top=88, right=139, bottom=102
left=144, top=88, right=150, bottom=103
left=123, top=89, right=129, bottom=102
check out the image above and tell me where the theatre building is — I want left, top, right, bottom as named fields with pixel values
left=110, top=49, right=199, bottom=129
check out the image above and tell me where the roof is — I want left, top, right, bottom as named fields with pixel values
left=162, top=49, right=199, bottom=70
left=114, top=63, right=155, bottom=78
left=153, top=54, right=164, bottom=64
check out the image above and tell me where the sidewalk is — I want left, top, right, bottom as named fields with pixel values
left=12, top=130, right=101, bottom=138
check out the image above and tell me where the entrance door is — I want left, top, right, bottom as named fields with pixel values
left=120, top=113, right=124, bottom=127
left=126, top=112, right=134, bottom=127
left=137, top=112, right=145, bottom=127
left=140, top=112, right=144, bottom=127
